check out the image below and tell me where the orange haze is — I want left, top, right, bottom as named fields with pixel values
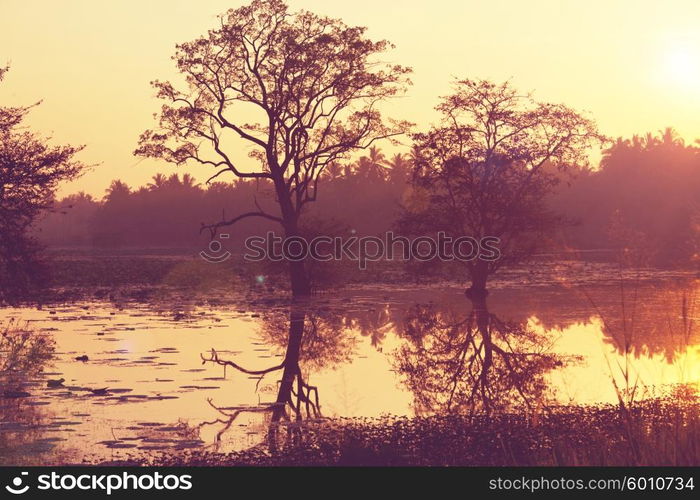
left=1, top=0, right=699, bottom=197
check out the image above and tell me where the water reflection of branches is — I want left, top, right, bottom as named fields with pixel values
left=258, top=308, right=357, bottom=371
left=194, top=398, right=282, bottom=445
left=598, top=285, right=698, bottom=363
left=201, top=308, right=320, bottom=422
left=199, top=305, right=356, bottom=448
left=395, top=296, right=566, bottom=416
left=343, top=303, right=400, bottom=347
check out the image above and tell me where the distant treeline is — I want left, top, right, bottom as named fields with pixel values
left=37, top=130, right=700, bottom=268
left=553, top=128, right=700, bottom=267
left=36, top=148, right=412, bottom=251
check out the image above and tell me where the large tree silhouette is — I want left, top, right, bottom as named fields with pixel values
left=136, top=0, right=411, bottom=297
left=0, top=67, right=84, bottom=300
left=403, top=79, right=603, bottom=295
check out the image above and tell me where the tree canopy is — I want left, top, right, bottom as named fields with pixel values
left=403, top=79, right=604, bottom=293
left=0, top=67, right=85, bottom=300
left=136, top=0, right=411, bottom=296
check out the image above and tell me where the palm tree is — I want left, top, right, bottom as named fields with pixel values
left=147, top=173, right=167, bottom=191
left=659, top=127, right=684, bottom=147
left=386, top=153, right=412, bottom=184
left=104, top=180, right=131, bottom=202
left=356, top=146, right=388, bottom=179
left=324, top=162, right=344, bottom=180
left=601, top=137, right=630, bottom=168
left=180, top=173, right=199, bottom=189
left=631, top=134, right=644, bottom=150
left=643, top=132, right=657, bottom=149
left=166, top=173, right=181, bottom=187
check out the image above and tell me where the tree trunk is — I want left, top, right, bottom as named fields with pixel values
left=288, top=259, right=311, bottom=298
left=274, top=177, right=311, bottom=300
left=282, top=215, right=310, bottom=299
left=275, top=181, right=311, bottom=299
left=466, top=261, right=490, bottom=298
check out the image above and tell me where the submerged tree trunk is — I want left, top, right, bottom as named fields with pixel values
left=267, top=306, right=306, bottom=451
left=470, top=293, right=490, bottom=333
left=468, top=293, right=494, bottom=415
left=272, top=307, right=305, bottom=419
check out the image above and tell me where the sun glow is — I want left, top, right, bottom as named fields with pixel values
left=663, top=43, right=700, bottom=89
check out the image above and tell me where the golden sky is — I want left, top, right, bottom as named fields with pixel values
left=1, top=0, right=699, bottom=197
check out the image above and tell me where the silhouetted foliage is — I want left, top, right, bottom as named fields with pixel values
left=0, top=67, right=84, bottom=301
left=400, top=79, right=604, bottom=294
left=553, top=128, right=700, bottom=267
left=135, top=0, right=411, bottom=297
left=36, top=158, right=412, bottom=252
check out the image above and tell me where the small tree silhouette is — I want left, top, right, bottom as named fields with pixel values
left=403, top=79, right=604, bottom=295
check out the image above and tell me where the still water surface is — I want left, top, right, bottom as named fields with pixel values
left=1, top=275, right=698, bottom=464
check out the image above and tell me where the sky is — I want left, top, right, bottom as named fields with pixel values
left=1, top=0, right=699, bottom=197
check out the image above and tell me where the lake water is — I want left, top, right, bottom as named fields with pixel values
left=1, top=271, right=699, bottom=465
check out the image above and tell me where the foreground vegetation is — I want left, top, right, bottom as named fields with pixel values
left=134, top=394, right=699, bottom=467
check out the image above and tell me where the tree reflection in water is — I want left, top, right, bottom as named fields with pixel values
left=196, top=295, right=575, bottom=449
left=395, top=295, right=569, bottom=416
left=200, top=303, right=356, bottom=450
